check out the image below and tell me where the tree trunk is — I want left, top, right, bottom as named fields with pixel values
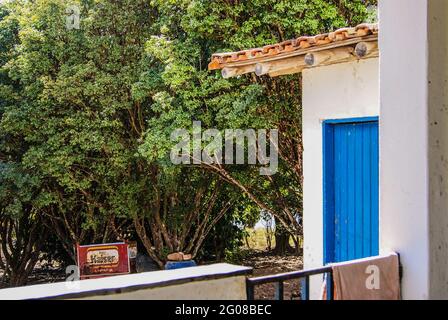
left=272, top=217, right=294, bottom=255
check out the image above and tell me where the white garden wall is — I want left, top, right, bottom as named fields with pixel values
left=0, top=263, right=251, bottom=300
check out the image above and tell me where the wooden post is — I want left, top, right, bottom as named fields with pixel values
left=304, top=47, right=355, bottom=68
left=221, top=65, right=256, bottom=78
left=269, top=66, right=304, bottom=77
left=304, top=51, right=331, bottom=67
left=354, top=41, right=378, bottom=58
left=255, top=56, right=307, bottom=76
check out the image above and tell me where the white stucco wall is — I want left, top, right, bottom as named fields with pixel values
left=379, top=0, right=430, bottom=300
left=80, top=276, right=247, bottom=300
left=302, top=58, right=379, bottom=299
left=380, top=0, right=448, bottom=300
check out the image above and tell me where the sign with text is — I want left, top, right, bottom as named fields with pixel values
left=76, top=242, right=130, bottom=279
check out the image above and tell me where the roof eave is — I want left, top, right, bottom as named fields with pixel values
left=208, top=23, right=379, bottom=77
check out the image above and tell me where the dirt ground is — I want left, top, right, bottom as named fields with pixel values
left=241, top=250, right=303, bottom=300
left=0, top=259, right=66, bottom=289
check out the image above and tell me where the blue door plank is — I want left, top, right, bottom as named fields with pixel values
left=339, top=125, right=348, bottom=262
left=347, top=124, right=356, bottom=260
left=334, top=126, right=342, bottom=262
left=361, top=123, right=372, bottom=258
left=323, top=124, right=335, bottom=263
left=354, top=124, right=363, bottom=259
left=370, top=123, right=379, bottom=255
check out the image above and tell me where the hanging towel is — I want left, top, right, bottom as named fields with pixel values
left=321, top=252, right=401, bottom=300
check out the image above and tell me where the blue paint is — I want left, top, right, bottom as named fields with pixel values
left=323, top=117, right=379, bottom=264
left=323, top=116, right=379, bottom=124
left=371, top=123, right=379, bottom=255
left=165, top=260, right=197, bottom=270
left=322, top=124, right=334, bottom=264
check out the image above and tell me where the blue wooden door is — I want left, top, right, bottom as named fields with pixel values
left=323, top=118, right=379, bottom=263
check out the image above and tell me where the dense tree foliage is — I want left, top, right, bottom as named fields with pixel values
left=138, top=0, right=376, bottom=251
left=0, top=0, right=375, bottom=286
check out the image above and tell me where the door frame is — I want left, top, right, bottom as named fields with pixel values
left=322, top=116, right=379, bottom=264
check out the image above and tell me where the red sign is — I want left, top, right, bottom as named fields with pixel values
left=76, top=242, right=130, bottom=279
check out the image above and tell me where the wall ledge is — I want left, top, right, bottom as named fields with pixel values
left=0, top=263, right=252, bottom=300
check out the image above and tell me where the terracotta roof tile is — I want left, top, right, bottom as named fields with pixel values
left=208, top=23, right=378, bottom=70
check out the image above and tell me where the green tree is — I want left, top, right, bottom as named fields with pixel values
left=0, top=0, right=250, bottom=270
left=0, top=2, right=49, bottom=286
left=138, top=0, right=375, bottom=253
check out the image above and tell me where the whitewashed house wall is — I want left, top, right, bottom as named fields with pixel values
left=301, top=58, right=379, bottom=299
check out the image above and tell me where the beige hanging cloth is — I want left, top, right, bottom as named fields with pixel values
left=321, top=252, right=401, bottom=300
